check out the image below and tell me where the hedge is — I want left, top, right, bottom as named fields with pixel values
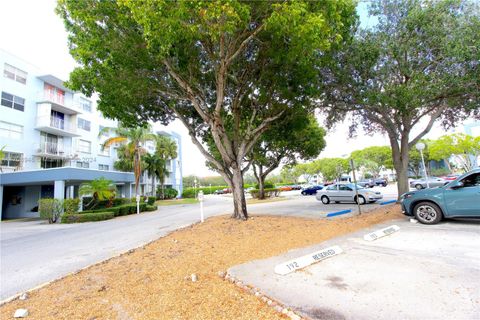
left=79, top=203, right=148, bottom=217
left=82, top=197, right=132, bottom=210
left=145, top=205, right=157, bottom=211
left=61, top=212, right=114, bottom=223
left=249, top=188, right=281, bottom=199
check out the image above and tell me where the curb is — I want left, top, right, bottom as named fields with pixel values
left=223, top=272, right=303, bottom=320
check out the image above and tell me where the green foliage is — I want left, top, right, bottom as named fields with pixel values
left=147, top=196, right=156, bottom=205
left=350, top=146, right=393, bottom=177
left=145, top=205, right=157, bottom=212
left=313, top=158, right=350, bottom=182
left=249, top=188, right=280, bottom=199
left=82, top=197, right=131, bottom=211
left=79, top=178, right=116, bottom=209
left=160, top=187, right=178, bottom=200
left=39, top=198, right=63, bottom=224
left=429, top=133, right=480, bottom=172
left=61, top=212, right=114, bottom=224
left=63, top=198, right=80, bottom=215
left=255, top=181, right=275, bottom=189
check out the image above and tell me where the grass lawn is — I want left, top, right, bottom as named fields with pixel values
left=155, top=198, right=199, bottom=206
left=0, top=206, right=402, bottom=319
left=246, top=196, right=289, bottom=205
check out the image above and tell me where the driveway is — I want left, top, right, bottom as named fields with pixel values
left=0, top=185, right=397, bottom=301
left=228, top=219, right=480, bottom=320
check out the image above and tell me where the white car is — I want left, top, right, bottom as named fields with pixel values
left=315, top=183, right=383, bottom=205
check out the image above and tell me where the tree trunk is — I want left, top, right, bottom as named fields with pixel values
left=392, top=145, right=410, bottom=198
left=252, top=164, right=266, bottom=200
left=231, top=167, right=248, bottom=220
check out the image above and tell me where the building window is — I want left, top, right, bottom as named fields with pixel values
left=98, top=164, right=109, bottom=171
left=78, top=140, right=91, bottom=153
left=80, top=97, right=92, bottom=112
left=76, top=161, right=89, bottom=168
left=77, top=118, right=91, bottom=131
left=98, top=143, right=110, bottom=156
left=1, top=92, right=25, bottom=111
left=0, top=121, right=23, bottom=139
left=3, top=63, right=27, bottom=84
left=1, top=151, right=23, bottom=168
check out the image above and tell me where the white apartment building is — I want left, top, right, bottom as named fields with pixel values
left=0, top=49, right=182, bottom=219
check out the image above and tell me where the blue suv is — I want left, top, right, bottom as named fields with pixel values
left=400, top=168, right=480, bottom=224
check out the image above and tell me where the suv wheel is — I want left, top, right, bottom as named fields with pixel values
left=415, top=184, right=424, bottom=190
left=413, top=202, right=443, bottom=224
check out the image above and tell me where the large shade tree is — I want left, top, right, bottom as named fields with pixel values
left=57, top=0, right=356, bottom=220
left=318, top=0, right=480, bottom=197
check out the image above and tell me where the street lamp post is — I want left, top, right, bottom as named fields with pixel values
left=416, top=142, right=430, bottom=188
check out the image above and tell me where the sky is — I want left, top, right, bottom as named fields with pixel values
left=0, top=0, right=472, bottom=176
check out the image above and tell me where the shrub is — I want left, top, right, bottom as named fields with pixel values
left=163, top=187, right=178, bottom=200
left=63, top=198, right=80, bottom=215
left=61, top=211, right=114, bottom=223
left=249, top=188, right=281, bottom=199
left=39, top=198, right=63, bottom=223
left=255, top=180, right=275, bottom=189
left=147, top=196, right=156, bottom=205
left=145, top=205, right=157, bottom=211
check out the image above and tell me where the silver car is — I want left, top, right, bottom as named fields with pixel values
left=409, top=177, right=447, bottom=190
left=315, top=183, right=383, bottom=205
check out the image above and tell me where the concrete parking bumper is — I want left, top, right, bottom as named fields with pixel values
left=228, top=219, right=480, bottom=320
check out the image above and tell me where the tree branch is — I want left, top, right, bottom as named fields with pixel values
left=226, top=24, right=264, bottom=66
left=408, top=105, right=447, bottom=148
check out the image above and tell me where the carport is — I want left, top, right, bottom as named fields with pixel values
left=0, top=167, right=134, bottom=220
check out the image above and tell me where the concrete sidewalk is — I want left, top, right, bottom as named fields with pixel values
left=228, top=219, right=480, bottom=320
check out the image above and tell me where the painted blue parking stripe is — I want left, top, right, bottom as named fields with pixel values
left=326, top=209, right=352, bottom=217
left=380, top=200, right=397, bottom=205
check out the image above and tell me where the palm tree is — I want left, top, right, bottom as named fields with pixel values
left=79, top=177, right=116, bottom=209
left=155, top=135, right=178, bottom=199
left=101, top=125, right=155, bottom=197
left=142, top=152, right=163, bottom=197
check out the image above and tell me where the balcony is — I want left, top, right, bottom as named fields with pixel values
left=34, top=143, right=78, bottom=159
left=37, top=92, right=82, bottom=115
left=35, top=115, right=80, bottom=137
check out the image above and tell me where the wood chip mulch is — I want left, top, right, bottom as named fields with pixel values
left=0, top=205, right=403, bottom=319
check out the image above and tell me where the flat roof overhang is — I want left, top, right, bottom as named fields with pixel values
left=0, top=168, right=135, bottom=187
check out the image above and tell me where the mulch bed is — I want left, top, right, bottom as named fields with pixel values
left=0, top=205, right=403, bottom=319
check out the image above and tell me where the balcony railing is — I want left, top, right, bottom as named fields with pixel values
left=34, top=143, right=77, bottom=159
left=36, top=115, right=78, bottom=136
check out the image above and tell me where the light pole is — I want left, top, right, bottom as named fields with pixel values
left=416, top=142, right=430, bottom=188
left=350, top=159, right=362, bottom=215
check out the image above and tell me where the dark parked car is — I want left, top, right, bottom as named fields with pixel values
left=374, top=178, right=388, bottom=187
left=358, top=179, right=375, bottom=188
left=214, top=189, right=224, bottom=195
left=301, top=185, right=324, bottom=195
left=401, top=169, right=480, bottom=224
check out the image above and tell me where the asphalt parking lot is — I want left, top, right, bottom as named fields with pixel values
left=246, top=184, right=398, bottom=219
left=229, top=218, right=480, bottom=320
